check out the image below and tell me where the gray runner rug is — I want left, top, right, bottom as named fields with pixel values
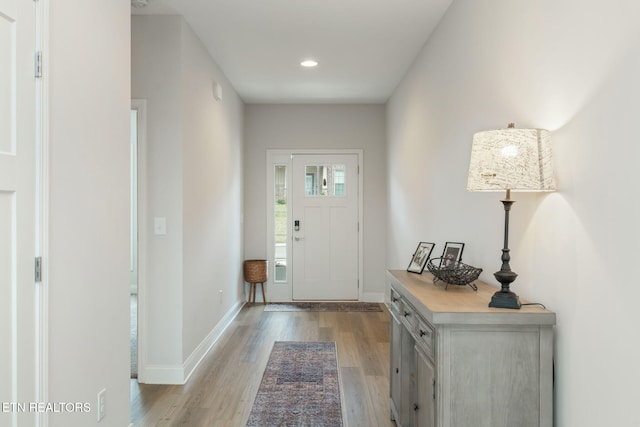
left=264, top=301, right=382, bottom=312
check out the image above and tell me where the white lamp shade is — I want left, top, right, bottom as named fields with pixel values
left=467, top=126, right=556, bottom=192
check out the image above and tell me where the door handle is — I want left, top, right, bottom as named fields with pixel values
left=295, top=236, right=305, bottom=241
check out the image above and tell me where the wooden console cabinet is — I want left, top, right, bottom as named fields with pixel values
left=387, top=270, right=555, bottom=427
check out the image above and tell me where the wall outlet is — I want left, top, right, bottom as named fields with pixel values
left=97, top=388, right=106, bottom=422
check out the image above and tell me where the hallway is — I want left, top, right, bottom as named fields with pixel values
left=130, top=304, right=394, bottom=426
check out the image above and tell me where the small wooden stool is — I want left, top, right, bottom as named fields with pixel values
left=244, top=259, right=268, bottom=304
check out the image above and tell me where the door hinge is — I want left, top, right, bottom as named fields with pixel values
left=35, top=257, right=42, bottom=283
left=35, top=51, right=42, bottom=78
left=432, top=379, right=436, bottom=400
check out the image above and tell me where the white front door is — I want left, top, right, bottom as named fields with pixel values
left=291, top=154, right=359, bottom=300
left=0, top=0, right=39, bottom=424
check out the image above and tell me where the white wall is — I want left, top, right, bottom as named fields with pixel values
left=387, top=1, right=640, bottom=426
left=132, top=15, right=244, bottom=383
left=244, top=104, right=387, bottom=300
left=180, top=21, right=245, bottom=364
left=132, top=14, right=184, bottom=372
left=48, top=1, right=131, bottom=426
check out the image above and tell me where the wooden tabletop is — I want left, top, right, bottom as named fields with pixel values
left=387, top=270, right=556, bottom=326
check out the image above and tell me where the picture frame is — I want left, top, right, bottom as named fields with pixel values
left=407, top=242, right=435, bottom=274
left=440, top=242, right=465, bottom=267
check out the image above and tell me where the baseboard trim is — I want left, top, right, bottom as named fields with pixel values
left=182, top=300, right=245, bottom=384
left=140, top=300, right=245, bottom=385
left=140, top=364, right=184, bottom=385
left=363, top=292, right=385, bottom=302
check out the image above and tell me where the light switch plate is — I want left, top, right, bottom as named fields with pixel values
left=154, top=217, right=167, bottom=235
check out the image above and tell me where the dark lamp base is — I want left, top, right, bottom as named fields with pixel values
left=489, top=290, right=521, bottom=309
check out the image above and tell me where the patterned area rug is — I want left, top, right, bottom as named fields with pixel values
left=264, top=302, right=382, bottom=312
left=246, top=341, right=344, bottom=427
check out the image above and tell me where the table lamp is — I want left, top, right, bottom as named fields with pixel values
left=467, top=123, right=556, bottom=309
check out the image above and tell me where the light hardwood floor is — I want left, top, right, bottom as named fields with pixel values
left=130, top=303, right=395, bottom=427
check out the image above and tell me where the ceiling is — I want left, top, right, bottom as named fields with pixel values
left=132, top=0, right=452, bottom=104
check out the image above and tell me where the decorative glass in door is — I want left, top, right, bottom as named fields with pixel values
left=304, top=164, right=346, bottom=197
left=274, top=165, right=287, bottom=282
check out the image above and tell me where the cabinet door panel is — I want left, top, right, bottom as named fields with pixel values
left=400, top=325, right=417, bottom=426
left=390, top=311, right=402, bottom=421
left=416, top=346, right=435, bottom=427
left=449, top=329, right=540, bottom=427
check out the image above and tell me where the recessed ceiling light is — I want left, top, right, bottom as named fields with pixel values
left=300, top=60, right=319, bottom=68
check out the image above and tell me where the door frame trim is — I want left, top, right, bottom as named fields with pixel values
left=131, top=99, right=148, bottom=383
left=35, top=0, right=50, bottom=424
left=266, top=149, right=363, bottom=301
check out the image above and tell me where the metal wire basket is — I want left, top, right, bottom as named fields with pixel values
left=427, top=258, right=482, bottom=291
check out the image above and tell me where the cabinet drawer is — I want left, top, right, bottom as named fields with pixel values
left=390, top=287, right=403, bottom=315
left=400, top=302, right=419, bottom=331
left=415, top=318, right=435, bottom=357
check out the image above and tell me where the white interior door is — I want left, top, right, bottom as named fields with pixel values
left=291, top=154, right=358, bottom=300
left=0, top=0, right=39, bottom=424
